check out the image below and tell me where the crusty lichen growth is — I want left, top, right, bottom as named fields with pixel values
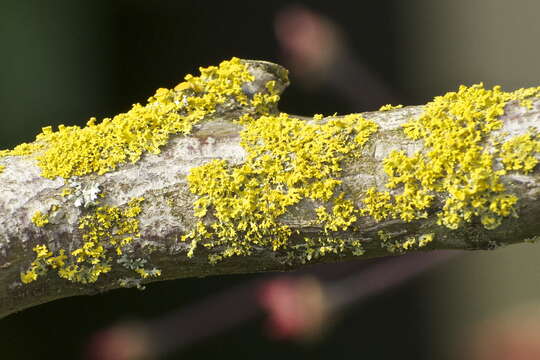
left=500, top=131, right=540, bottom=173
left=379, top=104, right=403, bottom=111
left=1, top=57, right=277, bottom=179
left=379, top=231, right=434, bottom=254
left=182, top=112, right=377, bottom=262
left=20, top=245, right=68, bottom=284
left=362, top=84, right=540, bottom=230
left=182, top=81, right=540, bottom=263
left=21, top=197, right=155, bottom=284
left=9, top=59, right=540, bottom=284
left=16, top=58, right=286, bottom=286
left=31, top=210, right=49, bottom=227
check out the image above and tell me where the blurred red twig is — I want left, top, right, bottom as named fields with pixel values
left=86, top=252, right=458, bottom=359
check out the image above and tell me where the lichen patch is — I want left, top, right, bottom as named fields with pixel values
left=1, top=58, right=277, bottom=179
left=362, top=84, right=540, bottom=230
left=21, top=197, right=154, bottom=284
left=182, top=113, right=378, bottom=262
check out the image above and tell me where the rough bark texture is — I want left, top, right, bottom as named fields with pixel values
left=0, top=60, right=539, bottom=319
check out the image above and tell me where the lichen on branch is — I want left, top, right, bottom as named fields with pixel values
left=182, top=112, right=377, bottom=262
left=21, top=197, right=149, bottom=284
left=2, top=58, right=286, bottom=286
left=0, top=58, right=538, bottom=316
left=362, top=84, right=540, bottom=230
left=0, top=57, right=281, bottom=179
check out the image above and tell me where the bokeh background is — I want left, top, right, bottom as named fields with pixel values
left=2, top=1, right=540, bottom=359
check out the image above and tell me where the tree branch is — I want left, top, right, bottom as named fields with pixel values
left=0, top=59, right=539, bottom=318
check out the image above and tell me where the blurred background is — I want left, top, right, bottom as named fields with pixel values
left=2, top=1, right=540, bottom=359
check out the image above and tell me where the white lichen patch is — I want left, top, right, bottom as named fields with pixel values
left=70, top=181, right=102, bottom=208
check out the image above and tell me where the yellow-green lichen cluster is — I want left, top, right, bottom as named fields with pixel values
left=20, top=245, right=68, bottom=284
left=21, top=197, right=155, bottom=284
left=379, top=231, right=434, bottom=253
left=363, top=84, right=540, bottom=230
left=13, top=57, right=540, bottom=282
left=31, top=210, right=49, bottom=227
left=303, top=237, right=365, bottom=262
left=1, top=58, right=277, bottom=179
left=31, top=204, right=61, bottom=227
left=379, top=104, right=404, bottom=111
left=17, top=58, right=284, bottom=285
left=315, top=193, right=358, bottom=233
left=500, top=132, right=540, bottom=173
left=182, top=113, right=377, bottom=262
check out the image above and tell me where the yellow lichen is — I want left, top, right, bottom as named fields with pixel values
left=1, top=57, right=277, bottom=179
left=500, top=131, right=540, bottom=173
left=21, top=245, right=67, bottom=284
left=380, top=231, right=434, bottom=253
left=182, top=112, right=378, bottom=260
left=60, top=187, right=73, bottom=197
left=363, top=84, right=540, bottom=230
left=316, top=193, right=358, bottom=233
left=379, top=104, right=404, bottom=111
left=13, top=59, right=540, bottom=278
left=135, top=267, right=162, bottom=279
left=21, top=197, right=155, bottom=284
left=280, top=235, right=365, bottom=264
left=0, top=142, right=43, bottom=158
left=31, top=211, right=49, bottom=227
left=31, top=205, right=60, bottom=228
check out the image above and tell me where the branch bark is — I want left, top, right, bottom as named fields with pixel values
left=0, top=59, right=539, bottom=318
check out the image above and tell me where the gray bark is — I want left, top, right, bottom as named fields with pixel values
left=0, top=60, right=539, bottom=319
